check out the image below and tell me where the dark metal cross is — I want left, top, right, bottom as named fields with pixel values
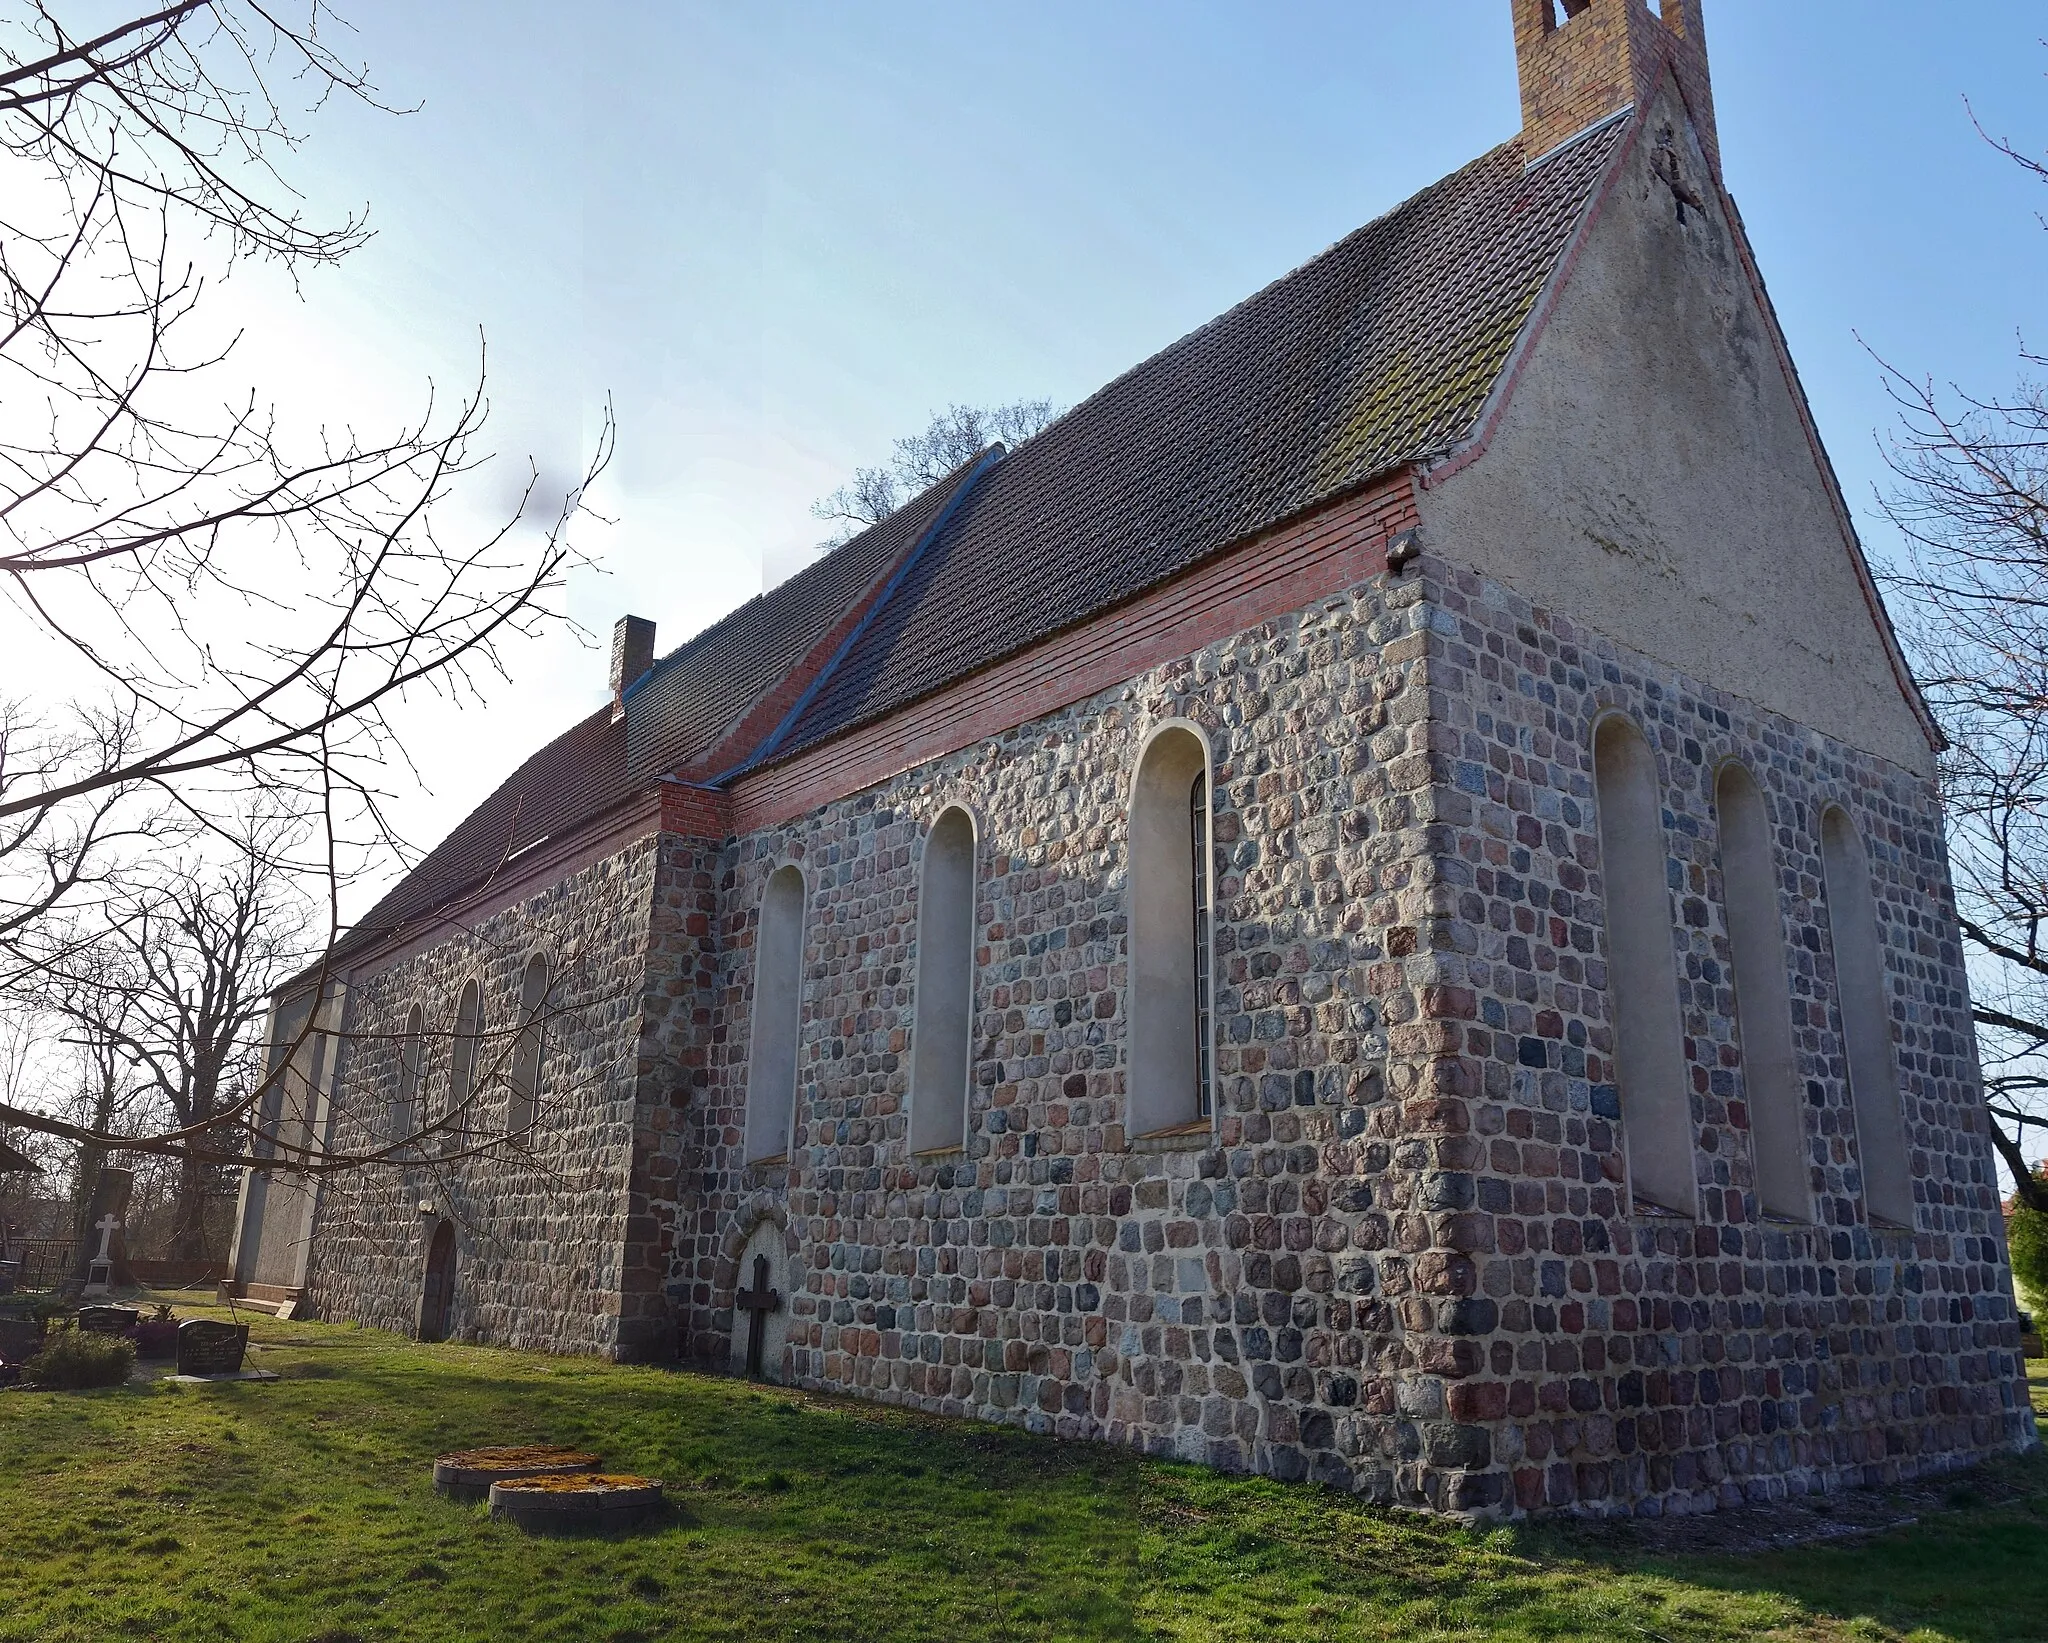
left=735, top=1253, right=780, bottom=1379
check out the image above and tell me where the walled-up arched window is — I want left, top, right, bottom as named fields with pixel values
left=911, top=808, right=977, bottom=1154
left=1713, top=764, right=1809, bottom=1221
left=393, top=1002, right=426, bottom=1145
left=1592, top=717, right=1696, bottom=1216
left=508, top=952, right=549, bottom=1135
left=745, top=865, right=807, bottom=1165
left=446, top=977, right=482, bottom=1156
left=1129, top=725, right=1215, bottom=1138
left=1820, top=807, right=1914, bottom=1228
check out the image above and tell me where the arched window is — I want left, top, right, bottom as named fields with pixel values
left=393, top=1002, right=426, bottom=1146
left=1128, top=725, right=1215, bottom=1138
left=1592, top=717, right=1696, bottom=1216
left=446, top=977, right=482, bottom=1157
left=744, top=865, right=807, bottom=1165
left=911, top=808, right=977, bottom=1155
left=508, top=952, right=549, bottom=1135
left=1819, top=807, right=1913, bottom=1228
left=1714, top=764, right=1808, bottom=1221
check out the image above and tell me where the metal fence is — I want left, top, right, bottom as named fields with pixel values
left=3, top=1239, right=73, bottom=1290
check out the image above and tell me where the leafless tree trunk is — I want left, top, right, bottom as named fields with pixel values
left=1879, top=80, right=2048, bottom=1212
left=40, top=963, right=147, bottom=1276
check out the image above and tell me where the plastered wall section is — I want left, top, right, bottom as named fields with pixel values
left=299, top=837, right=661, bottom=1358
left=1420, top=81, right=1933, bottom=777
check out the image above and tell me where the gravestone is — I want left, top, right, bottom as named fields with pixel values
left=487, top=1473, right=664, bottom=1533
left=74, top=1167, right=134, bottom=1293
left=735, top=1255, right=779, bottom=1380
left=0, top=1316, right=40, bottom=1364
left=175, top=1318, right=249, bottom=1377
left=77, top=1305, right=139, bottom=1335
left=432, top=1446, right=601, bottom=1501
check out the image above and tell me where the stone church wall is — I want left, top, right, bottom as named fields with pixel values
left=684, top=565, right=1439, bottom=1479
left=280, top=528, right=2029, bottom=1515
left=669, top=552, right=2031, bottom=1518
left=1407, top=558, right=2031, bottom=1515
left=300, top=836, right=661, bottom=1358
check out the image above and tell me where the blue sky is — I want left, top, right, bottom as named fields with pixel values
left=231, top=1, right=2047, bottom=878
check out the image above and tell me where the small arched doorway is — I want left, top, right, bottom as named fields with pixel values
left=728, top=1219, right=792, bottom=1383
left=418, top=1219, right=457, bottom=1342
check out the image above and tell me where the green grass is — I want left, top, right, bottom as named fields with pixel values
left=0, top=1296, right=2042, bottom=1643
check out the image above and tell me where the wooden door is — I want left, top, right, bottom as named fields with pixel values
left=419, top=1220, right=456, bottom=1342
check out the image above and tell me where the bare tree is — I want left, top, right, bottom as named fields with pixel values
left=31, top=949, right=152, bottom=1266
left=0, top=1013, right=54, bottom=1261
left=0, top=4, right=611, bottom=1167
left=1878, top=77, right=2048, bottom=1212
left=811, top=399, right=1056, bottom=545
left=28, top=811, right=311, bottom=1256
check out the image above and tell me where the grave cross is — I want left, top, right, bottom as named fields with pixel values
left=735, top=1253, right=780, bottom=1380
left=92, top=1213, right=120, bottom=1264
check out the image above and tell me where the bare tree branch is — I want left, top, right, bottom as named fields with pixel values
left=0, top=5, right=616, bottom=1199
left=810, top=399, right=1057, bottom=547
left=1878, top=57, right=2048, bottom=1207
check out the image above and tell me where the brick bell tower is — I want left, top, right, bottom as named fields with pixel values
left=1512, top=0, right=1719, bottom=177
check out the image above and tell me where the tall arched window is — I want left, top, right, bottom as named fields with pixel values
left=1592, top=716, right=1696, bottom=1216
left=508, top=952, right=549, bottom=1135
left=1714, top=764, right=1809, bottom=1221
left=745, top=865, right=807, bottom=1165
left=1129, top=725, right=1214, bottom=1138
left=393, top=1002, right=426, bottom=1146
left=1820, top=807, right=1914, bottom=1228
left=446, top=977, right=482, bottom=1157
left=911, top=808, right=977, bottom=1154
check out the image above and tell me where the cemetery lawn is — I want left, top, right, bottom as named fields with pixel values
left=0, top=1299, right=2041, bottom=1643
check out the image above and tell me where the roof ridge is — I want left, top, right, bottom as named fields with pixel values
left=297, top=114, right=1639, bottom=990
left=1003, top=137, right=1529, bottom=465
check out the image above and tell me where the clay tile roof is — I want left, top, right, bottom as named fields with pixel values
left=624, top=465, right=970, bottom=782
left=327, top=705, right=632, bottom=966
left=0, top=1138, right=39, bottom=1173
left=320, top=460, right=980, bottom=971
left=772, top=123, right=1625, bottom=758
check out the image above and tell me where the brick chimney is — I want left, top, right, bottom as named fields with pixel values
left=609, top=614, right=656, bottom=722
left=1512, top=0, right=1718, bottom=177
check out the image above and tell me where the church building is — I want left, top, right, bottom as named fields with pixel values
left=229, top=0, right=2040, bottom=1518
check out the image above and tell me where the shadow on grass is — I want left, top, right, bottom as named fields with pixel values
left=4, top=1313, right=2045, bottom=1643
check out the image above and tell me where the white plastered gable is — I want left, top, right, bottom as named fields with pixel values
left=1419, top=78, right=1936, bottom=775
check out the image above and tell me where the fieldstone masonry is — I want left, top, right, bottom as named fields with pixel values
left=303, top=839, right=662, bottom=1357
left=296, top=549, right=2034, bottom=1518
